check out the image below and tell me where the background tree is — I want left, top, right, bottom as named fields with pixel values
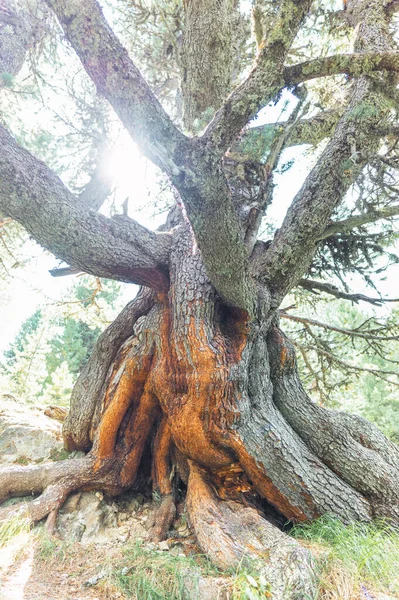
left=1, top=276, right=122, bottom=405
left=1, top=0, right=399, bottom=596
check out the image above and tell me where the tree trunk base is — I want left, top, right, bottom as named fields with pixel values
left=186, top=462, right=317, bottom=599
left=1, top=279, right=399, bottom=600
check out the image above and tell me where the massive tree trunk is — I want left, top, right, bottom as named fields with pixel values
left=1, top=0, right=399, bottom=597
left=2, top=214, right=399, bottom=598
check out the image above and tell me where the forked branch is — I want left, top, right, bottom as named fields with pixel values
left=252, top=0, right=397, bottom=305
left=203, top=0, right=313, bottom=152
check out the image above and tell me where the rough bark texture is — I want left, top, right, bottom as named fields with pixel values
left=180, top=0, right=239, bottom=130
left=0, top=124, right=171, bottom=289
left=2, top=216, right=399, bottom=599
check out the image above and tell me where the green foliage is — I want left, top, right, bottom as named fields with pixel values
left=0, top=276, right=125, bottom=406
left=292, top=515, right=399, bottom=595
left=284, top=293, right=399, bottom=441
left=3, top=309, right=43, bottom=368
left=0, top=73, right=14, bottom=87
left=45, top=318, right=100, bottom=377
left=229, top=570, right=272, bottom=599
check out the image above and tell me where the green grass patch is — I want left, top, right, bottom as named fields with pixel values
left=291, top=515, right=399, bottom=597
left=0, top=513, right=30, bottom=548
left=229, top=570, right=272, bottom=599
left=108, top=541, right=219, bottom=600
left=35, top=527, right=72, bottom=562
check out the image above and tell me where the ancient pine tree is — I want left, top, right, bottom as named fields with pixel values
left=1, top=0, right=399, bottom=596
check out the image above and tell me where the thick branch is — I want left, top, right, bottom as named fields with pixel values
left=203, top=0, right=313, bottom=152
left=180, top=0, right=238, bottom=130
left=298, top=278, right=399, bottom=305
left=44, top=0, right=256, bottom=312
left=284, top=51, right=399, bottom=86
left=44, top=0, right=186, bottom=174
left=317, top=204, right=399, bottom=240
left=0, top=123, right=171, bottom=290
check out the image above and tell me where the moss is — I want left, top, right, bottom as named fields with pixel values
left=49, top=448, right=72, bottom=462
left=14, top=455, right=29, bottom=466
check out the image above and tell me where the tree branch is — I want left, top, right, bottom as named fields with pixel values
left=78, top=144, right=114, bottom=211
left=43, top=0, right=258, bottom=312
left=280, top=312, right=399, bottom=341
left=0, top=123, right=171, bottom=290
left=284, top=51, right=399, bottom=86
left=251, top=1, right=398, bottom=306
left=203, top=0, right=313, bottom=153
left=180, top=0, right=238, bottom=130
left=298, top=278, right=399, bottom=305
left=293, top=340, right=399, bottom=383
left=237, top=110, right=341, bottom=159
left=317, top=204, right=399, bottom=240
left=44, top=0, right=186, bottom=175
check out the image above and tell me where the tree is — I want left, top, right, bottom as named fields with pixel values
left=1, top=276, right=122, bottom=403
left=1, top=0, right=399, bottom=595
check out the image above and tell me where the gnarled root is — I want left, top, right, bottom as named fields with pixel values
left=148, top=419, right=176, bottom=542
left=186, top=461, right=317, bottom=600
left=63, top=288, right=155, bottom=452
left=268, top=326, right=399, bottom=521
left=0, top=456, right=100, bottom=526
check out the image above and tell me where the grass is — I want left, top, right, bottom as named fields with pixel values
left=107, top=541, right=277, bottom=600
left=2, top=511, right=398, bottom=600
left=34, top=527, right=72, bottom=562
left=291, top=515, right=399, bottom=599
left=107, top=540, right=221, bottom=600
left=228, top=570, right=272, bottom=599
left=0, top=513, right=30, bottom=548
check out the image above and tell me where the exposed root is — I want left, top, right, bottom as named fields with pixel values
left=0, top=456, right=116, bottom=527
left=119, top=388, right=159, bottom=488
left=186, top=461, right=317, bottom=600
left=147, top=494, right=176, bottom=543
left=45, top=508, right=61, bottom=537
left=63, top=288, right=155, bottom=452
left=147, top=419, right=176, bottom=541
left=151, top=418, right=173, bottom=496
left=268, top=326, right=399, bottom=519
left=93, top=339, right=154, bottom=462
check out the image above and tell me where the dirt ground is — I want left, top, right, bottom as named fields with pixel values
left=0, top=533, right=128, bottom=600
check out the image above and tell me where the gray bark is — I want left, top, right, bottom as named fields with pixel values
left=180, top=0, right=239, bottom=130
